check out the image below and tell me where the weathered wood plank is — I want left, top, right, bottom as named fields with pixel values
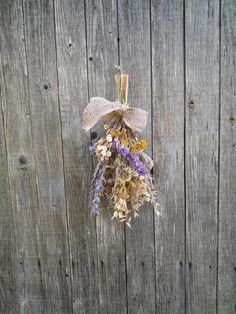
left=185, top=1, right=220, bottom=313
left=0, top=0, right=48, bottom=312
left=0, top=58, right=17, bottom=313
left=151, top=0, right=185, bottom=313
left=85, top=1, right=127, bottom=313
left=118, top=1, right=155, bottom=313
left=54, top=0, right=100, bottom=312
left=23, top=0, right=72, bottom=312
left=218, top=1, right=236, bottom=313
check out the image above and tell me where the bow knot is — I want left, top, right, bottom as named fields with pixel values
left=82, top=97, right=148, bottom=133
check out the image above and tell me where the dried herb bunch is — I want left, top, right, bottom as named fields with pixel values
left=83, top=71, right=159, bottom=226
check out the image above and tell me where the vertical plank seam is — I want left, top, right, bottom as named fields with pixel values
left=52, top=0, right=74, bottom=312
left=83, top=1, right=101, bottom=313
left=149, top=0, right=157, bottom=313
left=183, top=0, right=187, bottom=313
left=216, top=0, right=222, bottom=313
left=116, top=1, right=128, bottom=313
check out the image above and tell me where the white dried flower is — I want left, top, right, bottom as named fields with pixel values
left=106, top=134, right=112, bottom=142
left=97, top=145, right=103, bottom=150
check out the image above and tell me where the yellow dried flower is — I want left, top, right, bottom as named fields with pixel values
left=104, top=124, right=109, bottom=129
left=139, top=139, right=148, bottom=148
left=111, top=131, right=123, bottom=138
left=123, top=138, right=129, bottom=147
left=131, top=139, right=149, bottom=153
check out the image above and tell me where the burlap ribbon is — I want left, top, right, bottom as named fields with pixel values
left=83, top=97, right=148, bottom=133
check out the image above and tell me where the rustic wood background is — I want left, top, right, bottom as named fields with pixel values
left=0, top=0, right=235, bottom=313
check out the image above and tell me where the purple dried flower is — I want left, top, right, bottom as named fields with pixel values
left=116, top=145, right=149, bottom=176
left=89, top=144, right=96, bottom=155
left=94, top=185, right=103, bottom=193
left=92, top=196, right=100, bottom=205
left=136, top=166, right=148, bottom=176
left=90, top=162, right=106, bottom=216
left=91, top=204, right=100, bottom=216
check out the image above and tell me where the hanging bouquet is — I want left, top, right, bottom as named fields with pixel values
left=83, top=72, right=159, bottom=226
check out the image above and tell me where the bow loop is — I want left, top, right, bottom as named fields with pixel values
left=82, top=97, right=148, bottom=133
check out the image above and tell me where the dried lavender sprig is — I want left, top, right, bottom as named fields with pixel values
left=115, top=145, right=149, bottom=176
left=89, top=144, right=96, bottom=155
left=90, top=161, right=106, bottom=216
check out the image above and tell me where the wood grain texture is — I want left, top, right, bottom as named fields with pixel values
left=54, top=0, right=99, bottom=312
left=85, top=1, right=127, bottom=313
left=218, top=1, right=236, bottom=313
left=118, top=1, right=155, bottom=313
left=0, top=53, right=17, bottom=313
left=0, top=0, right=235, bottom=312
left=185, top=0, right=220, bottom=313
left=23, top=0, right=72, bottom=312
left=0, top=0, right=48, bottom=312
left=151, top=0, right=185, bottom=313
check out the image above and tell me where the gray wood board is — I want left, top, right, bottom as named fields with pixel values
left=218, top=0, right=236, bottom=313
left=54, top=0, right=100, bottom=312
left=22, top=0, right=72, bottom=312
left=0, top=43, right=17, bottom=313
left=151, top=0, right=185, bottom=313
left=0, top=0, right=47, bottom=312
left=185, top=0, right=220, bottom=313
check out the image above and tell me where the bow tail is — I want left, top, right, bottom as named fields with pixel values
left=123, top=108, right=148, bottom=133
left=82, top=97, right=122, bottom=131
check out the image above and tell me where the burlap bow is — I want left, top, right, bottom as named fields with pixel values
left=82, top=97, right=148, bottom=133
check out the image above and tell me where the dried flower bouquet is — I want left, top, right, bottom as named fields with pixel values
left=83, top=72, right=159, bottom=226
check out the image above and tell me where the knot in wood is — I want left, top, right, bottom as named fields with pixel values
left=189, top=100, right=195, bottom=110
left=13, top=153, right=31, bottom=170
left=19, top=155, right=27, bottom=165
left=43, top=83, right=49, bottom=90
left=17, top=155, right=28, bottom=169
left=230, top=116, right=235, bottom=124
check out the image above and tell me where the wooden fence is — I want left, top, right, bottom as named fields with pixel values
left=0, top=0, right=235, bottom=313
